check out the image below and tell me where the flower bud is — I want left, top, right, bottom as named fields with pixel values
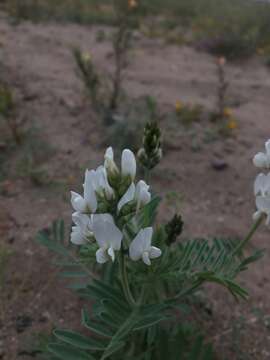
left=165, top=214, right=184, bottom=246
left=137, top=121, right=162, bottom=170
left=121, top=149, right=136, bottom=180
left=253, top=140, right=270, bottom=169
left=104, top=147, right=120, bottom=185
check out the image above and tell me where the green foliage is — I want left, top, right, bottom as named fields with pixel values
left=38, top=210, right=263, bottom=359
left=47, top=282, right=214, bottom=360
left=175, top=103, right=203, bottom=127
left=73, top=48, right=104, bottom=115
left=37, top=219, right=96, bottom=289
left=0, top=84, right=14, bottom=117
left=0, top=84, right=24, bottom=145
left=13, top=126, right=54, bottom=185
left=0, top=244, right=12, bottom=290
left=9, top=0, right=270, bottom=59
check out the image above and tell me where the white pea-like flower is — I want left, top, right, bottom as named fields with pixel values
left=92, top=214, right=123, bottom=264
left=71, top=170, right=97, bottom=213
left=129, top=227, right=161, bottom=266
left=88, top=166, right=114, bottom=200
left=121, top=149, right=136, bottom=180
left=135, top=180, right=151, bottom=207
left=254, top=173, right=270, bottom=196
left=117, top=180, right=151, bottom=213
left=70, top=212, right=94, bottom=245
left=253, top=196, right=270, bottom=226
left=117, top=183, right=136, bottom=212
left=253, top=139, right=270, bottom=169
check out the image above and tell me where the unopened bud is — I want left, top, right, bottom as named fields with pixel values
left=137, top=121, right=162, bottom=170
left=104, top=147, right=120, bottom=186
left=165, top=214, right=184, bottom=246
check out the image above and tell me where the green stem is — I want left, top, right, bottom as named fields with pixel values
left=144, top=166, right=150, bottom=184
left=119, top=251, right=136, bottom=306
left=232, top=215, right=264, bottom=256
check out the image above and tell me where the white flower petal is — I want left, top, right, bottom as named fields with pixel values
left=104, top=147, right=119, bottom=176
left=117, top=183, right=135, bottom=212
left=93, top=213, right=114, bottom=224
left=135, top=180, right=151, bottom=206
left=84, top=171, right=98, bottom=212
left=92, top=214, right=123, bottom=250
left=72, top=212, right=93, bottom=230
left=253, top=152, right=269, bottom=168
left=96, top=248, right=109, bottom=264
left=71, top=191, right=87, bottom=212
left=253, top=210, right=262, bottom=222
left=265, top=139, right=270, bottom=155
left=121, top=149, right=136, bottom=179
left=142, top=252, right=151, bottom=266
left=256, top=195, right=270, bottom=213
left=105, top=147, right=114, bottom=161
left=97, top=166, right=114, bottom=199
left=254, top=173, right=267, bottom=195
left=141, top=227, right=153, bottom=249
left=71, top=225, right=87, bottom=245
left=108, top=247, right=115, bottom=262
left=129, top=227, right=153, bottom=261
left=149, top=246, right=162, bottom=259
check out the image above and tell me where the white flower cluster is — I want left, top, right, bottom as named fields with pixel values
left=70, top=147, right=162, bottom=265
left=253, top=139, right=270, bottom=225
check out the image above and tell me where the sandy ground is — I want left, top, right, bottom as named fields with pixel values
left=0, top=12, right=270, bottom=359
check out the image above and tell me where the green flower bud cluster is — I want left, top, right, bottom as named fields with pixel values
left=165, top=214, right=184, bottom=246
left=137, top=121, right=162, bottom=170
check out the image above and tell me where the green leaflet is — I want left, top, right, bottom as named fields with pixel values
left=53, top=329, right=106, bottom=351
left=47, top=343, right=95, bottom=360
left=100, top=341, right=126, bottom=360
left=36, top=220, right=92, bottom=288
left=82, top=308, right=114, bottom=338
left=133, top=315, right=168, bottom=331
left=101, top=309, right=140, bottom=360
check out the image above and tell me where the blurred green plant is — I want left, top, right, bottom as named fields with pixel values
left=7, top=0, right=270, bottom=60
left=74, top=49, right=104, bottom=115
left=74, top=1, right=139, bottom=126
left=210, top=58, right=238, bottom=136
left=0, top=84, right=24, bottom=145
left=0, top=244, right=12, bottom=321
left=175, top=101, right=203, bottom=127
left=15, top=127, right=55, bottom=186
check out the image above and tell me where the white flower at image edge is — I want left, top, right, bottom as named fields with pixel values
left=254, top=173, right=270, bottom=196
left=70, top=212, right=94, bottom=245
left=71, top=170, right=97, bottom=213
left=117, top=180, right=151, bottom=212
left=253, top=139, right=270, bottom=169
left=253, top=173, right=270, bottom=225
left=254, top=196, right=270, bottom=225
left=121, top=149, right=136, bottom=180
left=129, top=227, right=162, bottom=266
left=92, top=214, right=123, bottom=264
